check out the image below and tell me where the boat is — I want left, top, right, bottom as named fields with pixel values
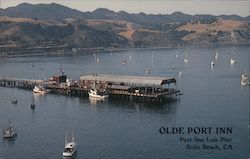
left=63, top=130, right=77, bottom=157
left=11, top=97, right=18, bottom=104
left=30, top=95, right=35, bottom=109
left=211, top=61, right=215, bottom=67
left=184, top=58, right=189, bottom=63
left=30, top=104, right=35, bottom=109
left=88, top=88, right=109, bottom=99
left=184, top=49, right=189, bottom=63
left=122, top=60, right=126, bottom=65
left=145, top=69, right=151, bottom=74
left=215, top=49, right=218, bottom=59
left=230, top=58, right=237, bottom=64
left=33, top=85, right=46, bottom=94
left=241, top=74, right=250, bottom=85
left=3, top=122, right=16, bottom=138
left=178, top=72, right=183, bottom=78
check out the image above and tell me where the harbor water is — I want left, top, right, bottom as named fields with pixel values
left=0, top=46, right=249, bottom=159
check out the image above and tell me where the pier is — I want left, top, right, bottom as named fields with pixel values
left=0, top=74, right=180, bottom=103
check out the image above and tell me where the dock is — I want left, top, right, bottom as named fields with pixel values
left=0, top=74, right=181, bottom=103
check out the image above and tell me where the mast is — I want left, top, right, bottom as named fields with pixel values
left=72, top=130, right=74, bottom=143
left=65, top=130, right=67, bottom=146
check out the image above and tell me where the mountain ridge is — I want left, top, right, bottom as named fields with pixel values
left=0, top=3, right=249, bottom=56
left=2, top=3, right=249, bottom=24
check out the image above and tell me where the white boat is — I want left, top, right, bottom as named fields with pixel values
left=145, top=69, right=151, bottom=74
left=3, top=122, right=16, bottom=138
left=241, top=74, right=250, bottom=85
left=184, top=58, right=189, bottom=63
left=215, top=49, right=218, bottom=59
left=178, top=72, right=183, bottom=78
left=211, top=61, right=215, bottom=67
left=184, top=50, right=189, bottom=63
left=122, top=60, right=126, bottom=65
left=88, top=88, right=109, bottom=99
left=33, top=85, right=46, bottom=94
left=63, top=131, right=77, bottom=157
left=230, top=58, right=237, bottom=64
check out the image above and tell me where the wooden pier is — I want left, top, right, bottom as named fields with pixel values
left=0, top=77, right=43, bottom=89
left=0, top=74, right=181, bottom=103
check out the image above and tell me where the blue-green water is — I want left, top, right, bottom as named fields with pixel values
left=0, top=46, right=249, bottom=159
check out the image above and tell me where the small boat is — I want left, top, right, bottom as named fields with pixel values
left=122, top=60, right=126, bottom=65
left=33, top=85, right=46, bottom=94
left=3, top=122, right=16, bottom=138
left=241, top=74, right=250, bottom=85
left=211, top=61, right=215, bottom=67
left=184, top=58, right=189, bottom=63
left=30, top=103, right=36, bottom=109
left=230, top=58, right=237, bottom=64
left=63, top=130, right=77, bottom=157
left=215, top=49, right=218, bottom=59
left=88, top=88, right=109, bottom=99
left=145, top=69, right=151, bottom=74
left=178, top=72, right=183, bottom=78
left=11, top=97, right=18, bottom=104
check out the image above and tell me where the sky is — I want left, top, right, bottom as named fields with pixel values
left=1, top=0, right=250, bottom=17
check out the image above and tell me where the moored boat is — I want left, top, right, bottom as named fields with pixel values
left=88, top=88, right=109, bottom=99
left=11, top=97, right=18, bottom=104
left=241, top=74, right=250, bottom=85
left=33, top=85, right=46, bottom=94
left=230, top=58, right=237, bottom=64
left=3, top=122, right=16, bottom=138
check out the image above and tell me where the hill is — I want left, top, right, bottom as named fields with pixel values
left=0, top=3, right=249, bottom=56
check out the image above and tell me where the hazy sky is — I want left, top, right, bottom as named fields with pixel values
left=1, top=0, right=250, bottom=17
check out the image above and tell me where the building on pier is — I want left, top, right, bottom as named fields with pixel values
left=79, top=74, right=179, bottom=102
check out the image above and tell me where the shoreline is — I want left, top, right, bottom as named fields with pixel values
left=1, top=43, right=249, bottom=58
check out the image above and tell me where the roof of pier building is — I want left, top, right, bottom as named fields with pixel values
left=79, top=74, right=176, bottom=86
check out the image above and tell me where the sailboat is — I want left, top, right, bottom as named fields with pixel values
left=11, top=97, right=18, bottom=104
left=230, top=58, right=237, bottom=64
left=30, top=95, right=35, bottom=109
left=63, top=130, right=77, bottom=157
left=184, top=49, right=189, bottom=63
left=3, top=121, right=16, bottom=138
left=215, top=49, right=219, bottom=60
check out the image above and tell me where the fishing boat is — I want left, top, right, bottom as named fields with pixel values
left=241, top=74, right=250, bottom=85
left=88, top=88, right=109, bottom=99
left=33, top=85, right=46, bottom=94
left=63, top=130, right=77, bottom=157
left=3, top=122, right=16, bottom=138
